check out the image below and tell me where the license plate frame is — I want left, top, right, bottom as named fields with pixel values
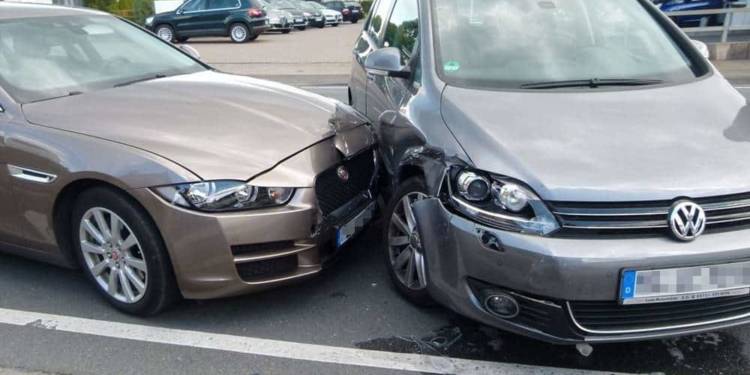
left=335, top=202, right=376, bottom=248
left=619, top=261, right=750, bottom=305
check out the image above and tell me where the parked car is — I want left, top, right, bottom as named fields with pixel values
left=259, top=0, right=294, bottom=33
left=269, top=0, right=308, bottom=30
left=654, top=0, right=747, bottom=27
left=292, top=0, right=326, bottom=28
left=0, top=3, right=377, bottom=315
left=145, top=0, right=269, bottom=43
left=343, top=1, right=363, bottom=23
left=306, top=1, right=342, bottom=26
left=350, top=0, right=750, bottom=345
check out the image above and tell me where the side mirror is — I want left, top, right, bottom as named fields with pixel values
left=364, top=47, right=410, bottom=79
left=179, top=44, right=201, bottom=60
left=691, top=39, right=710, bottom=59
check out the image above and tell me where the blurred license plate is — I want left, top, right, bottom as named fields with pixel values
left=296, top=18, right=303, bottom=22
left=620, top=261, right=750, bottom=305
left=336, top=202, right=376, bottom=248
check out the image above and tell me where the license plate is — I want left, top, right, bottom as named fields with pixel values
left=316, top=17, right=323, bottom=21
left=336, top=202, right=376, bottom=248
left=296, top=18, right=303, bottom=22
left=352, top=10, right=359, bottom=13
left=620, top=261, right=750, bottom=305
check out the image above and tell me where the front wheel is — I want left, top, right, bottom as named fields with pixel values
left=229, top=23, right=251, bottom=43
left=384, top=177, right=434, bottom=306
left=332, top=23, right=339, bottom=27
left=295, top=26, right=306, bottom=31
left=282, top=29, right=292, bottom=34
left=72, top=187, right=178, bottom=315
left=352, top=18, right=359, bottom=24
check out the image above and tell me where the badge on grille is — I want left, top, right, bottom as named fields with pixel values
left=668, top=201, right=706, bottom=241
left=337, top=166, right=350, bottom=182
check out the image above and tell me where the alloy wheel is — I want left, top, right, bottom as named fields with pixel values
left=156, top=26, right=173, bottom=42
left=79, top=207, right=148, bottom=304
left=388, top=192, right=428, bottom=290
left=231, top=25, right=247, bottom=42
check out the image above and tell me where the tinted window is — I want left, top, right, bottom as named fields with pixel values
left=182, top=0, right=207, bottom=12
left=383, top=0, right=418, bottom=63
left=207, top=0, right=240, bottom=9
left=368, top=0, right=395, bottom=44
left=433, top=0, right=697, bottom=89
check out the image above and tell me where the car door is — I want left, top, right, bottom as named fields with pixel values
left=202, top=0, right=242, bottom=35
left=173, top=0, right=208, bottom=36
left=364, top=0, right=418, bottom=122
left=350, top=0, right=394, bottom=120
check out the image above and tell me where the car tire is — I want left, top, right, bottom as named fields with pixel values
left=247, top=33, right=259, bottom=41
left=72, top=187, right=179, bottom=316
left=176, top=37, right=189, bottom=43
left=229, top=23, right=251, bottom=43
left=317, top=23, right=325, bottom=28
left=282, top=29, right=291, bottom=34
left=296, top=26, right=306, bottom=31
left=383, top=177, right=435, bottom=306
left=333, top=23, right=339, bottom=27
left=155, top=24, right=175, bottom=43
left=352, top=18, right=358, bottom=24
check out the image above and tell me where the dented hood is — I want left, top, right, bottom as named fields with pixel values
left=441, top=75, right=750, bottom=202
left=22, top=71, right=338, bottom=181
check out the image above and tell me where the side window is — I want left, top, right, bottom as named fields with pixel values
left=382, top=0, right=419, bottom=63
left=182, top=0, right=207, bottom=12
left=207, top=0, right=240, bottom=9
left=367, top=0, right=395, bottom=46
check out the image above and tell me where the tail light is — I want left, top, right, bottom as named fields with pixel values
left=342, top=8, right=350, bottom=14
left=248, top=8, right=263, bottom=17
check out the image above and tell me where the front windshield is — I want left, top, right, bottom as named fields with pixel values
left=272, top=0, right=296, bottom=9
left=433, top=0, right=698, bottom=89
left=0, top=15, right=205, bottom=104
left=306, top=2, right=325, bottom=10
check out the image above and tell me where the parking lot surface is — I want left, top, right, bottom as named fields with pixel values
left=2, top=23, right=750, bottom=375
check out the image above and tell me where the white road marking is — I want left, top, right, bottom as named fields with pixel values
left=0, top=307, right=629, bottom=375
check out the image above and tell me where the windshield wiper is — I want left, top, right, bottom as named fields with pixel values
left=27, top=91, right=84, bottom=104
left=114, top=74, right=167, bottom=88
left=520, top=78, right=663, bottom=90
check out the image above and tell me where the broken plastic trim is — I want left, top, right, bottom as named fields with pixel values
left=328, top=102, right=370, bottom=133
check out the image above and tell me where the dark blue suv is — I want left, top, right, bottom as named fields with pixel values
left=146, top=0, right=270, bottom=43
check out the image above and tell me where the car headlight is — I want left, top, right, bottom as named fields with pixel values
left=303, top=12, right=311, bottom=17
left=153, top=181, right=294, bottom=212
left=448, top=168, right=559, bottom=236
left=145, top=16, right=154, bottom=26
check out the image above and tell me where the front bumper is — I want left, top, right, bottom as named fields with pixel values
left=412, top=198, right=750, bottom=344
left=132, top=130, right=377, bottom=299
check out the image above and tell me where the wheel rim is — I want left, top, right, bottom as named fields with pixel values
left=157, top=27, right=173, bottom=42
left=388, top=192, right=428, bottom=290
left=231, top=26, right=247, bottom=41
left=79, top=208, right=148, bottom=304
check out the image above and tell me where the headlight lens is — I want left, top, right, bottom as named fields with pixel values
left=154, top=181, right=294, bottom=212
left=448, top=168, right=559, bottom=236
left=145, top=16, right=154, bottom=26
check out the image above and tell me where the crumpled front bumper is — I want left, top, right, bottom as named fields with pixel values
left=411, top=198, right=750, bottom=344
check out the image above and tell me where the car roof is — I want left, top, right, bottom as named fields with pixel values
left=0, top=2, right=105, bottom=20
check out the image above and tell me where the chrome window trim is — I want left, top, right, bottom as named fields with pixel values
left=567, top=301, right=750, bottom=335
left=182, top=0, right=242, bottom=14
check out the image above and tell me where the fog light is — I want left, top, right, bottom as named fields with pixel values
left=484, top=293, right=520, bottom=319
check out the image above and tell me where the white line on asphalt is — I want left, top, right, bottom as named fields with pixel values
left=0, top=307, right=629, bottom=375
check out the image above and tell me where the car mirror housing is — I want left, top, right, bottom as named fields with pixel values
left=691, top=39, right=710, bottom=60
left=364, top=47, right=411, bottom=79
left=179, top=44, right=201, bottom=60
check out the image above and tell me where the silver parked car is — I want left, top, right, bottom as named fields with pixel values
left=350, top=0, right=750, bottom=344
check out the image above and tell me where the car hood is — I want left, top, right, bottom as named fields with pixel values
left=441, top=74, right=750, bottom=202
left=22, top=71, right=341, bottom=181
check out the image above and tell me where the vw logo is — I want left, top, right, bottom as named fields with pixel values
left=336, top=166, right=350, bottom=182
left=668, top=201, right=706, bottom=241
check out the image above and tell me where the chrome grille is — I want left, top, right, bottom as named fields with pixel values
left=549, top=192, right=750, bottom=236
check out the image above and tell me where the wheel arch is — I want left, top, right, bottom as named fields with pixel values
left=52, top=178, right=168, bottom=270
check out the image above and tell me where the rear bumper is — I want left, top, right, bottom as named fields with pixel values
left=412, top=198, right=750, bottom=344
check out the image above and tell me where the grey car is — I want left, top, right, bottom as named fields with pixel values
left=349, top=0, right=750, bottom=344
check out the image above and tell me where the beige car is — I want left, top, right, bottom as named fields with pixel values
left=0, top=4, right=377, bottom=315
